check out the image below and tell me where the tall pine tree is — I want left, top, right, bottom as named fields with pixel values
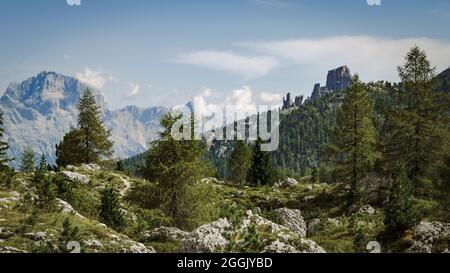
left=326, top=74, right=379, bottom=205
left=142, top=113, right=213, bottom=228
left=384, top=46, right=443, bottom=189
left=228, top=141, right=252, bottom=184
left=77, top=89, right=113, bottom=164
left=247, top=138, right=275, bottom=186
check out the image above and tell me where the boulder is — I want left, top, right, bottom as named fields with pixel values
left=61, top=171, right=90, bottom=185
left=24, top=232, right=46, bottom=241
left=276, top=178, right=298, bottom=188
left=56, top=198, right=85, bottom=219
left=296, top=238, right=327, bottom=253
left=180, top=210, right=325, bottom=253
left=263, top=240, right=298, bottom=253
left=128, top=242, right=156, bottom=253
left=143, top=226, right=189, bottom=242
left=409, top=221, right=450, bottom=253
left=0, top=227, right=14, bottom=239
left=273, top=208, right=307, bottom=238
left=180, top=218, right=231, bottom=253
left=81, top=164, right=101, bottom=171
left=83, top=239, right=103, bottom=249
left=0, top=246, right=27, bottom=253
left=359, top=205, right=376, bottom=215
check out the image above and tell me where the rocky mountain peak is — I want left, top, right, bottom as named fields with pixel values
left=0, top=72, right=166, bottom=166
left=326, top=66, right=352, bottom=92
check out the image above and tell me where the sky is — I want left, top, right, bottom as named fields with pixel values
left=1, top=0, right=450, bottom=110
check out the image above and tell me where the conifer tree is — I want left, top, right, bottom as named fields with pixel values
left=228, top=140, right=252, bottom=184
left=383, top=164, right=419, bottom=241
left=326, top=74, right=379, bottom=205
left=59, top=218, right=80, bottom=253
left=55, top=129, right=84, bottom=168
left=77, top=89, right=113, bottom=164
left=142, top=113, right=213, bottom=228
left=439, top=148, right=450, bottom=220
left=247, top=138, right=275, bottom=186
left=312, top=166, right=320, bottom=184
left=34, top=155, right=56, bottom=209
left=0, top=110, right=11, bottom=170
left=20, top=147, right=36, bottom=173
left=384, top=46, right=443, bottom=187
left=100, top=187, right=125, bottom=230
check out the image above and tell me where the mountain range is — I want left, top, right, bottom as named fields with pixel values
left=0, top=71, right=167, bottom=167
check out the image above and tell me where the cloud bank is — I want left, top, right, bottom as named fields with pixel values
left=175, top=50, right=279, bottom=79
left=238, top=36, right=450, bottom=82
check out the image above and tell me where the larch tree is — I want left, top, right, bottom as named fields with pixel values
left=326, top=74, right=379, bottom=205
left=77, top=89, right=113, bottom=164
left=384, top=46, right=443, bottom=189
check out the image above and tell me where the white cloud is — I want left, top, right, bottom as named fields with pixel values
left=76, top=68, right=108, bottom=90
left=238, top=36, right=450, bottom=82
left=367, top=0, right=381, bottom=6
left=66, top=0, right=81, bottom=6
left=260, top=92, right=282, bottom=105
left=125, top=83, right=141, bottom=98
left=175, top=50, right=279, bottom=79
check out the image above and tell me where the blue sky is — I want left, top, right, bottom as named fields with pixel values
left=1, top=0, right=450, bottom=109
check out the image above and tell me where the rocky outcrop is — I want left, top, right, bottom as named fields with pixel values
left=56, top=198, right=85, bottom=218
left=263, top=240, right=298, bottom=253
left=359, top=205, right=376, bottom=215
left=1, top=71, right=166, bottom=167
left=80, top=164, right=101, bottom=171
left=326, top=66, right=352, bottom=92
left=273, top=208, right=307, bottom=238
left=282, top=93, right=304, bottom=110
left=61, top=171, right=90, bottom=185
left=310, top=83, right=330, bottom=101
left=143, top=227, right=189, bottom=242
left=276, top=178, right=299, bottom=188
left=409, top=221, right=450, bottom=253
left=180, top=210, right=325, bottom=253
left=180, top=218, right=231, bottom=253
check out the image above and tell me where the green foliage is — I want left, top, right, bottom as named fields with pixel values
left=141, top=113, right=214, bottom=229
left=116, top=159, right=125, bottom=172
left=228, top=140, right=252, bottom=184
left=78, top=89, right=113, bottom=164
left=58, top=218, right=80, bottom=253
left=56, top=89, right=113, bottom=167
left=33, top=155, right=57, bottom=210
left=16, top=208, right=39, bottom=235
left=311, top=167, right=320, bottom=184
left=383, top=164, right=420, bottom=242
left=100, top=187, right=125, bottom=230
left=384, top=46, right=444, bottom=190
left=247, top=138, right=276, bottom=186
left=438, top=150, right=450, bottom=220
left=20, top=147, right=36, bottom=173
left=326, top=75, right=379, bottom=205
left=56, top=129, right=84, bottom=168
left=0, top=110, right=11, bottom=169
